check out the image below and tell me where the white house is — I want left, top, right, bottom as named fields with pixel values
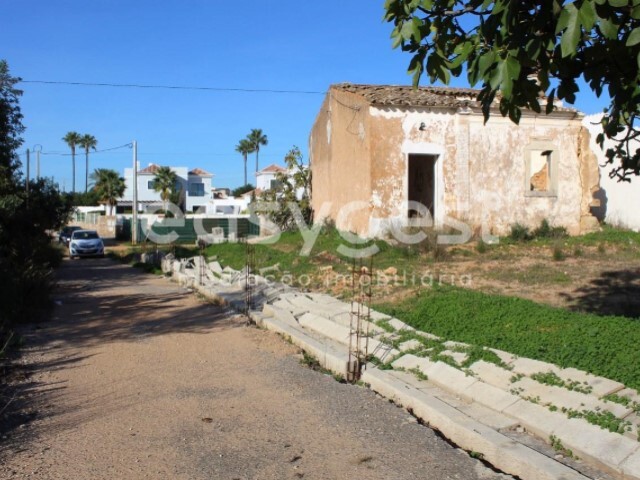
left=583, top=114, right=640, bottom=231
left=121, top=163, right=214, bottom=213
left=255, top=164, right=288, bottom=192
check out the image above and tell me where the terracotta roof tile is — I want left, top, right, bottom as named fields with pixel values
left=333, top=83, right=479, bottom=108
left=259, top=164, right=287, bottom=173
left=332, top=83, right=576, bottom=112
left=188, top=168, right=212, bottom=176
left=138, top=164, right=161, bottom=174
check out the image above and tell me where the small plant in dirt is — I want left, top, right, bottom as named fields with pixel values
left=533, top=219, right=568, bottom=239
left=549, top=435, right=575, bottom=458
left=552, top=244, right=566, bottom=261
left=597, top=243, right=607, bottom=254
left=573, top=247, right=583, bottom=257
left=509, top=223, right=531, bottom=242
left=475, top=239, right=487, bottom=254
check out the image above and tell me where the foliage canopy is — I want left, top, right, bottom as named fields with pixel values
left=384, top=0, right=640, bottom=180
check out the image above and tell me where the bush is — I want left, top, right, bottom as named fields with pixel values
left=533, top=219, right=568, bottom=239
left=509, top=223, right=531, bottom=242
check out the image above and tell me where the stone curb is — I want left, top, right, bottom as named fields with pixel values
left=362, top=367, right=589, bottom=480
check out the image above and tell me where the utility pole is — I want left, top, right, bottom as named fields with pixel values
left=132, top=141, right=138, bottom=245
left=25, top=148, right=30, bottom=196
left=34, top=145, right=42, bottom=179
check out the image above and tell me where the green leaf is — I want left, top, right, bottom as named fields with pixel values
left=579, top=1, right=597, bottom=30
left=559, top=4, right=582, bottom=58
left=598, top=18, right=619, bottom=39
left=626, top=27, right=640, bottom=46
left=477, top=50, right=497, bottom=78
left=608, top=0, right=628, bottom=7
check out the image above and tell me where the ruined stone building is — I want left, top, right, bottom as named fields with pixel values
left=309, top=83, right=600, bottom=238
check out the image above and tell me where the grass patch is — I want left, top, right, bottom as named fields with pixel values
left=485, top=263, right=571, bottom=286
left=375, top=286, right=640, bottom=390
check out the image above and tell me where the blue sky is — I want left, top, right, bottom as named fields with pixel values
left=4, top=0, right=608, bottom=191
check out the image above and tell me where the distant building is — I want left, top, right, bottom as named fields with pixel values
left=255, top=164, right=287, bottom=191
left=121, top=163, right=214, bottom=213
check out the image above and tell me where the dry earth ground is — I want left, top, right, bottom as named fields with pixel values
left=0, top=258, right=510, bottom=480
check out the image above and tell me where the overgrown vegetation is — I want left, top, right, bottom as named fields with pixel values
left=256, top=146, right=311, bottom=231
left=0, top=60, right=72, bottom=357
left=376, top=286, right=640, bottom=390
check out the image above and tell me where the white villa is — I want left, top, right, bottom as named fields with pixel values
left=121, top=163, right=214, bottom=213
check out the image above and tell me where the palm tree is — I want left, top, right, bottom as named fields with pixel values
left=235, top=139, right=254, bottom=186
left=152, top=166, right=178, bottom=213
left=78, top=134, right=98, bottom=193
left=247, top=128, right=268, bottom=173
left=90, top=168, right=125, bottom=215
left=62, top=131, right=82, bottom=193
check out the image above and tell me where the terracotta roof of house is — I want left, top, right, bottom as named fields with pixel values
left=332, top=83, right=576, bottom=112
left=137, top=164, right=161, bottom=175
left=258, top=164, right=287, bottom=174
left=188, top=168, right=213, bottom=177
left=241, top=188, right=263, bottom=197
left=333, top=83, right=479, bottom=108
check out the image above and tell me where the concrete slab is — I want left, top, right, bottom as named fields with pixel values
left=617, top=388, right=640, bottom=404
left=440, top=350, right=468, bottom=366
left=387, top=318, right=412, bottom=331
left=426, top=361, right=478, bottom=394
left=510, top=357, right=562, bottom=377
left=512, top=377, right=632, bottom=418
left=362, top=368, right=589, bottom=480
left=260, top=315, right=349, bottom=377
left=620, top=447, right=640, bottom=479
left=298, top=312, right=351, bottom=345
left=208, top=261, right=223, bottom=274
left=461, top=381, right=521, bottom=413
left=455, top=402, right=520, bottom=431
left=489, top=348, right=516, bottom=366
left=443, top=340, right=469, bottom=349
left=415, top=331, right=440, bottom=341
left=271, top=299, right=308, bottom=318
left=503, top=399, right=568, bottom=439
left=469, top=360, right=514, bottom=391
left=398, top=339, right=423, bottom=352
left=553, top=416, right=640, bottom=478
left=557, top=367, right=626, bottom=398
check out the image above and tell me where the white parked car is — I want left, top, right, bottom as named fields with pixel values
left=69, top=230, right=105, bottom=259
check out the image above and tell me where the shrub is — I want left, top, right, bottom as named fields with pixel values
left=533, top=219, right=568, bottom=239
left=552, top=244, right=566, bottom=261
left=476, top=239, right=487, bottom=254
left=509, top=223, right=531, bottom=242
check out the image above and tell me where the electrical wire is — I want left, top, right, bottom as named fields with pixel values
left=20, top=80, right=326, bottom=95
left=40, top=143, right=133, bottom=156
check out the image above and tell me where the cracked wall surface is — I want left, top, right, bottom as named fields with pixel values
left=310, top=88, right=600, bottom=238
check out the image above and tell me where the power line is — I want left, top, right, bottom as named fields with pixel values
left=20, top=80, right=326, bottom=95
left=40, top=143, right=132, bottom=156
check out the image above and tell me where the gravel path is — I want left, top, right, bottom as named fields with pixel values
left=0, top=258, right=511, bottom=479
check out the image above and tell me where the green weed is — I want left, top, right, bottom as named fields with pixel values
left=375, top=286, right=640, bottom=390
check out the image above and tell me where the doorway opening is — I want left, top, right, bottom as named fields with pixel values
left=408, top=154, right=437, bottom=219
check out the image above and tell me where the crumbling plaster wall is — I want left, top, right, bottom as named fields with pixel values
left=582, top=114, right=640, bottom=231
left=366, top=108, right=597, bottom=237
left=310, top=89, right=373, bottom=234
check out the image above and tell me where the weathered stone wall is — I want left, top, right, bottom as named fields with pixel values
left=309, top=88, right=599, bottom=238
left=310, top=89, right=373, bottom=234
left=582, top=114, right=640, bottom=231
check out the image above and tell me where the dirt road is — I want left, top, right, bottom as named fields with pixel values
left=1, top=258, right=509, bottom=479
